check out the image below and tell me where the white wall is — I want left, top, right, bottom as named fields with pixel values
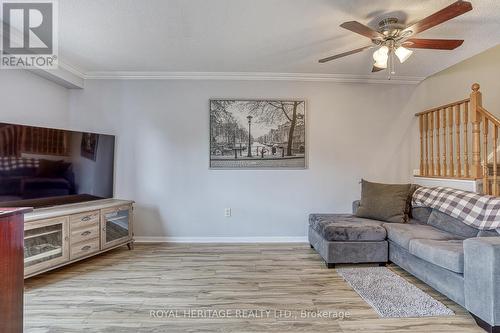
left=409, top=45, right=500, bottom=173
left=413, top=45, right=500, bottom=115
left=68, top=79, right=416, bottom=239
left=4, top=43, right=498, bottom=240
left=0, top=70, right=70, bottom=128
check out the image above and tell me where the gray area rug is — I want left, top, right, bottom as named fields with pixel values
left=337, top=267, right=454, bottom=318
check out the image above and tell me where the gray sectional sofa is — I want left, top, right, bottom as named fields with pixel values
left=309, top=201, right=500, bottom=333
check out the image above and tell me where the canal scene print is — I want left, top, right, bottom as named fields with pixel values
left=210, top=99, right=306, bottom=169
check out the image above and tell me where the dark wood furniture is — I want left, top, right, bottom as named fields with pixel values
left=0, top=207, right=32, bottom=333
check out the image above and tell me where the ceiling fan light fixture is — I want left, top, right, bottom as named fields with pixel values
left=373, top=60, right=388, bottom=69
left=317, top=1, right=473, bottom=77
left=373, top=46, right=389, bottom=69
left=395, top=46, right=413, bottom=63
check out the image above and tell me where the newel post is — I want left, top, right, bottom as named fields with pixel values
left=470, top=83, right=482, bottom=179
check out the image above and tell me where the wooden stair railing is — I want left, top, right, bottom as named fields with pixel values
left=415, top=83, right=500, bottom=196
left=0, top=125, right=23, bottom=156
left=0, top=124, right=70, bottom=157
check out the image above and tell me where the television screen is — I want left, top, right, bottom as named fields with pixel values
left=0, top=123, right=115, bottom=208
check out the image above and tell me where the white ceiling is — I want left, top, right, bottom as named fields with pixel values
left=58, top=0, right=500, bottom=79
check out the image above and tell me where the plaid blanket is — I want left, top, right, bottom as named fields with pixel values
left=412, top=187, right=500, bottom=231
left=0, top=157, right=39, bottom=171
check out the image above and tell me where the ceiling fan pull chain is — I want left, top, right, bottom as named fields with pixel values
left=388, top=51, right=396, bottom=79
left=392, top=52, right=395, bottom=75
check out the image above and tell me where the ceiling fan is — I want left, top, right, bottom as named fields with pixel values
left=319, top=0, right=473, bottom=75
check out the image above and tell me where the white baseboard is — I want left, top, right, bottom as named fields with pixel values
left=412, top=176, right=479, bottom=192
left=134, top=236, right=308, bottom=243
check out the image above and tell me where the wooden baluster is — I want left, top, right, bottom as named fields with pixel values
left=30, top=127, right=33, bottom=153
left=47, top=129, right=50, bottom=153
left=448, top=107, right=454, bottom=177
left=42, top=129, right=45, bottom=153
left=63, top=132, right=69, bottom=155
left=483, top=118, right=489, bottom=194
left=49, top=129, right=53, bottom=154
left=429, top=112, right=435, bottom=176
left=455, top=105, right=461, bottom=177
left=463, top=102, right=470, bottom=178
left=62, top=132, right=65, bottom=154
left=57, top=131, right=61, bottom=154
left=52, top=130, right=56, bottom=154
left=42, top=128, right=45, bottom=153
left=48, top=129, right=51, bottom=154
left=424, top=114, right=429, bottom=176
left=436, top=110, right=441, bottom=176
left=471, top=83, right=482, bottom=179
left=31, top=128, right=34, bottom=153
left=442, top=109, right=447, bottom=176
left=493, top=125, right=498, bottom=196
left=419, top=115, right=424, bottom=176
left=20, top=127, right=26, bottom=157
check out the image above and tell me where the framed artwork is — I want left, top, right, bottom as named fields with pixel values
left=81, top=133, right=99, bottom=161
left=210, top=99, right=306, bottom=169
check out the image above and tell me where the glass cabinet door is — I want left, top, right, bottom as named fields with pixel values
left=24, top=217, right=69, bottom=276
left=101, top=205, right=132, bottom=249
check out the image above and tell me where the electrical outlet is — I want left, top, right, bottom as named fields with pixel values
left=224, top=208, right=231, bottom=217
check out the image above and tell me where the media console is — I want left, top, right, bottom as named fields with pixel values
left=23, top=199, right=134, bottom=278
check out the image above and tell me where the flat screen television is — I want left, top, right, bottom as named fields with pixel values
left=0, top=122, right=115, bottom=208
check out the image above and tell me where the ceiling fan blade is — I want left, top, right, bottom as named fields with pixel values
left=371, top=66, right=385, bottom=73
left=403, top=38, right=464, bottom=50
left=318, top=45, right=373, bottom=63
left=340, top=21, right=384, bottom=40
left=403, top=1, right=472, bottom=36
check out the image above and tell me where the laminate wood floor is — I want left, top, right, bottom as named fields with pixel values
left=24, top=243, right=483, bottom=333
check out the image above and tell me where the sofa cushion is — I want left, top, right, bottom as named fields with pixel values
left=407, top=184, right=420, bottom=219
left=0, top=177, right=21, bottom=195
left=309, top=214, right=386, bottom=242
left=477, top=229, right=500, bottom=237
left=0, top=157, right=38, bottom=177
left=352, top=200, right=360, bottom=214
left=426, top=209, right=479, bottom=239
left=36, top=159, right=71, bottom=178
left=409, top=239, right=464, bottom=273
left=411, top=206, right=432, bottom=224
left=355, top=180, right=411, bottom=223
left=384, top=222, right=461, bottom=250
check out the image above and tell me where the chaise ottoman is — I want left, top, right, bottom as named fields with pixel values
left=308, top=214, right=388, bottom=268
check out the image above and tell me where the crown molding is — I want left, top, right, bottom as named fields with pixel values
left=28, top=61, right=85, bottom=89
left=58, top=61, right=87, bottom=79
left=82, top=71, right=425, bottom=84
left=23, top=57, right=426, bottom=87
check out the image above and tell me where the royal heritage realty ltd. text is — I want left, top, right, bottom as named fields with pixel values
left=149, top=309, right=351, bottom=320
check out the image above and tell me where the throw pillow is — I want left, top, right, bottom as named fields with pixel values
left=36, top=159, right=70, bottom=178
left=355, top=179, right=411, bottom=223
left=407, top=184, right=420, bottom=218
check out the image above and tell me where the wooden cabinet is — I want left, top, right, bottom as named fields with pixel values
left=24, top=199, right=134, bottom=278
left=70, top=223, right=100, bottom=245
left=69, top=210, right=99, bottom=230
left=101, top=205, right=133, bottom=250
left=70, top=238, right=100, bottom=260
left=69, top=210, right=100, bottom=260
left=24, top=217, right=70, bottom=277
